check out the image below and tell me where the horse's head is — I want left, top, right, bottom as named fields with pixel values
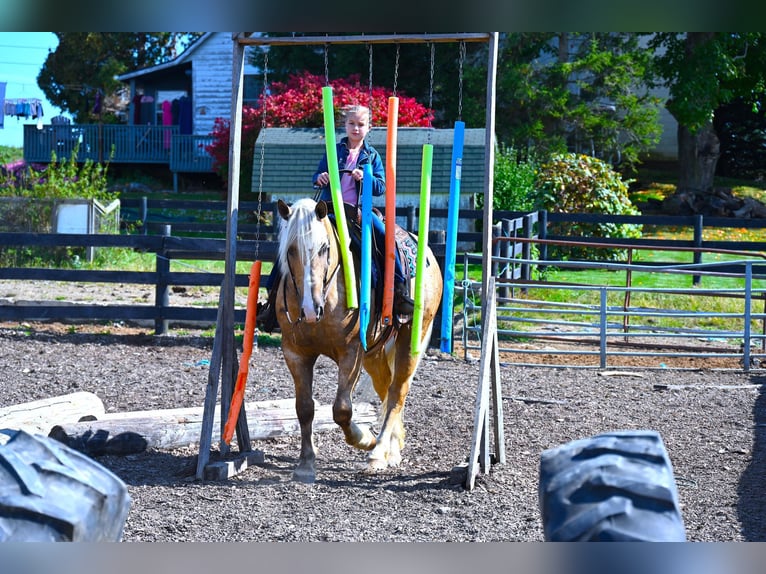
left=277, top=198, right=339, bottom=323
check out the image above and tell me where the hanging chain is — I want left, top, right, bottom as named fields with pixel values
left=324, top=43, right=330, bottom=86
left=427, top=42, right=435, bottom=144
left=458, top=41, right=465, bottom=122
left=368, top=43, right=374, bottom=116
left=255, top=50, right=269, bottom=261
left=428, top=43, right=435, bottom=117
left=393, top=44, right=400, bottom=97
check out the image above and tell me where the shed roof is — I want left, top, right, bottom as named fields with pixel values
left=252, top=127, right=486, bottom=206
left=257, top=127, right=486, bottom=147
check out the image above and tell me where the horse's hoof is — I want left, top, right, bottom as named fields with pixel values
left=365, top=457, right=388, bottom=472
left=292, top=463, right=316, bottom=484
left=387, top=452, right=402, bottom=468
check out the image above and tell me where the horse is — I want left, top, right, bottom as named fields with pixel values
left=274, top=197, right=443, bottom=483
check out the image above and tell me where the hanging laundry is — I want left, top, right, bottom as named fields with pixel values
left=3, top=97, right=44, bottom=120
left=162, top=100, right=172, bottom=149
left=0, top=82, right=6, bottom=129
left=178, top=95, right=192, bottom=135
left=92, top=89, right=103, bottom=115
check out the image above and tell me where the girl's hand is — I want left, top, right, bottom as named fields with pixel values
left=316, top=172, right=329, bottom=186
left=351, top=168, right=363, bottom=181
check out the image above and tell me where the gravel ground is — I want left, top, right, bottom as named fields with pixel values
left=0, top=280, right=765, bottom=542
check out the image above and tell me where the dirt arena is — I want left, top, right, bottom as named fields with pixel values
left=0, top=281, right=765, bottom=541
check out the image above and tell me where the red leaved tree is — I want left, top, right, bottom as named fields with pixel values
left=207, top=72, right=432, bottom=196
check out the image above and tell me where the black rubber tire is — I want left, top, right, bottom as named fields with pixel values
left=0, top=430, right=131, bottom=541
left=538, top=430, right=686, bottom=541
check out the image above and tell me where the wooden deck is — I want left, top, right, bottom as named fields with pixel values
left=23, top=124, right=215, bottom=174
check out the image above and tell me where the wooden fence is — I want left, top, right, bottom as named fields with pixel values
left=3, top=197, right=766, bottom=337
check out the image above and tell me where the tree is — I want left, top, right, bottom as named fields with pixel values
left=494, top=33, right=662, bottom=170
left=648, top=33, right=766, bottom=211
left=37, top=33, right=202, bottom=123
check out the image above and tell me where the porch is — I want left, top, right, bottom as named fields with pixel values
left=23, top=124, right=215, bottom=191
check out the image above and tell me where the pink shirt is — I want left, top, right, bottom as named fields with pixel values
left=341, top=149, right=360, bottom=204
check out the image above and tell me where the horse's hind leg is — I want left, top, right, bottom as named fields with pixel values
left=367, top=339, right=422, bottom=471
left=283, top=350, right=318, bottom=483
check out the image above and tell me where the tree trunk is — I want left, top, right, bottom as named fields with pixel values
left=663, top=32, right=722, bottom=215
left=677, top=120, right=720, bottom=196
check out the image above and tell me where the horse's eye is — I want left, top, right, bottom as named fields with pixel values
left=318, top=243, right=330, bottom=258
left=288, top=246, right=297, bottom=256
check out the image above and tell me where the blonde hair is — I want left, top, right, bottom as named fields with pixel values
left=341, top=105, right=371, bottom=123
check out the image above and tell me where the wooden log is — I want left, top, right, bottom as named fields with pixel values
left=48, top=399, right=378, bottom=453
left=0, top=391, right=106, bottom=442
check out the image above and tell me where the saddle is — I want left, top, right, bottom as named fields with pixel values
left=324, top=201, right=417, bottom=319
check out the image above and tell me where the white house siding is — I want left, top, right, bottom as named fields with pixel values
left=647, top=85, right=678, bottom=161
left=190, top=33, right=235, bottom=137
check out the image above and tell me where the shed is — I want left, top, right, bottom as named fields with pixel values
left=252, top=126, right=486, bottom=234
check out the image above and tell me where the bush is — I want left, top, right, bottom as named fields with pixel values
left=206, top=71, right=433, bottom=198
left=482, top=144, right=538, bottom=212
left=534, top=153, right=642, bottom=261
left=0, top=146, right=116, bottom=266
left=714, top=96, right=766, bottom=179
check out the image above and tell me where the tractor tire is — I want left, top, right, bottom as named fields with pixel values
left=538, top=430, right=686, bottom=541
left=0, top=430, right=131, bottom=541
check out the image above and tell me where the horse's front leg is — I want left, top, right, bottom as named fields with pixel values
left=283, top=349, right=318, bottom=483
left=334, top=350, right=377, bottom=451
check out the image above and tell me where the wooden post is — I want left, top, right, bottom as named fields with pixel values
left=465, top=276, right=505, bottom=490
left=197, top=34, right=251, bottom=479
left=154, top=223, right=171, bottom=335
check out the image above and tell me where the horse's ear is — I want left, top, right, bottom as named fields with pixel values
left=315, top=200, right=328, bottom=220
left=277, top=199, right=291, bottom=220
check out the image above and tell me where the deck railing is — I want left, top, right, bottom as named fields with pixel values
left=23, top=124, right=214, bottom=174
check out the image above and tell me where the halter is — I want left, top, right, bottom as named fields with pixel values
left=280, top=213, right=342, bottom=326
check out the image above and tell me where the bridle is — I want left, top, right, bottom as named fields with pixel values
left=281, top=218, right=342, bottom=325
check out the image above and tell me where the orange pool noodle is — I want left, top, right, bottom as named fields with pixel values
left=223, top=259, right=261, bottom=444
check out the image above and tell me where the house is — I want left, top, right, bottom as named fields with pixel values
left=116, top=32, right=262, bottom=140
left=22, top=32, right=263, bottom=191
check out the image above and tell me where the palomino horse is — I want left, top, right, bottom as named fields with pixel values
left=274, top=198, right=443, bottom=483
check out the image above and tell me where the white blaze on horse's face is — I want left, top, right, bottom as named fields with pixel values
left=299, top=218, right=327, bottom=323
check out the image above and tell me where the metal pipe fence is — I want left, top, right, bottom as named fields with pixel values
left=461, top=251, right=766, bottom=371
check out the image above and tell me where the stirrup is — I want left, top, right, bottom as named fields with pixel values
left=394, top=283, right=415, bottom=315
left=256, top=301, right=278, bottom=332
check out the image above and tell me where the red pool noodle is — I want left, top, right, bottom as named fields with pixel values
left=382, top=96, right=398, bottom=324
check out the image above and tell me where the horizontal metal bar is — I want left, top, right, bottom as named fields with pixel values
left=238, top=33, right=491, bottom=46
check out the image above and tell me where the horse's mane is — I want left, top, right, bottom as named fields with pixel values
left=277, top=198, right=328, bottom=277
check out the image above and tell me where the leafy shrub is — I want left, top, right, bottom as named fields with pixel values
left=714, top=96, right=766, bottom=179
left=1, top=146, right=115, bottom=202
left=0, top=146, right=116, bottom=266
left=479, top=144, right=538, bottom=212
left=206, top=71, right=433, bottom=198
left=534, top=153, right=642, bottom=261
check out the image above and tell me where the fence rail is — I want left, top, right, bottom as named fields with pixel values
left=4, top=199, right=766, bottom=359
left=461, top=248, right=766, bottom=372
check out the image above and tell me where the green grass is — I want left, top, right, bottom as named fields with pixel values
left=456, top=165, right=766, bottom=338
left=0, top=145, right=23, bottom=163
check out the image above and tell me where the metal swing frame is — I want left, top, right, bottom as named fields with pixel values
left=196, top=33, right=500, bottom=484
